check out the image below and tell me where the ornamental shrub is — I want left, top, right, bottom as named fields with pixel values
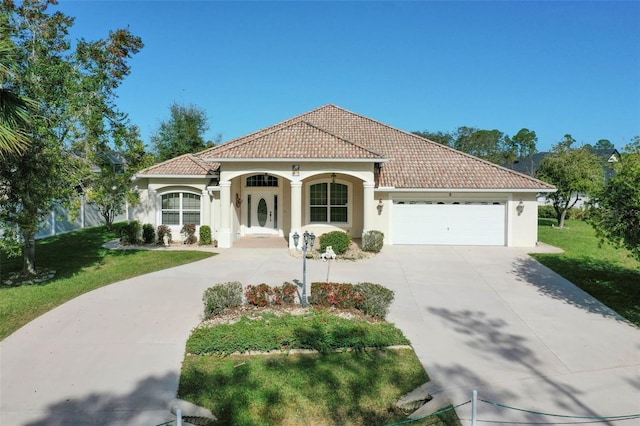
left=362, top=230, right=384, bottom=253
left=318, top=231, right=351, bottom=255
left=157, top=224, right=172, bottom=245
left=142, top=223, right=155, bottom=244
left=538, top=205, right=557, bottom=219
left=181, top=223, right=197, bottom=244
left=120, top=220, right=142, bottom=244
left=199, top=225, right=212, bottom=245
left=354, top=282, right=395, bottom=319
left=245, top=283, right=273, bottom=307
left=310, top=282, right=363, bottom=309
left=273, top=282, right=297, bottom=305
left=203, top=281, right=243, bottom=317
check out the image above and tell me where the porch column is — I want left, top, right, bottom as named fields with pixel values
left=218, top=181, right=232, bottom=248
left=362, top=181, right=375, bottom=235
left=201, top=189, right=210, bottom=229
left=289, top=181, right=302, bottom=248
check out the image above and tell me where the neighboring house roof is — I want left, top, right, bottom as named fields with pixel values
left=137, top=105, right=555, bottom=191
left=138, top=153, right=218, bottom=176
left=507, top=148, right=619, bottom=181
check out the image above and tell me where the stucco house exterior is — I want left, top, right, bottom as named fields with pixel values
left=132, top=105, right=555, bottom=248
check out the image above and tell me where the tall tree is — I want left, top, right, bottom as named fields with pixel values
left=412, top=130, right=453, bottom=147
left=453, top=127, right=511, bottom=165
left=594, top=139, right=615, bottom=150
left=151, top=102, right=217, bottom=162
left=536, top=134, right=605, bottom=228
left=0, top=0, right=143, bottom=275
left=82, top=125, right=153, bottom=230
left=588, top=137, right=640, bottom=261
left=506, top=128, right=538, bottom=173
left=0, top=30, right=34, bottom=156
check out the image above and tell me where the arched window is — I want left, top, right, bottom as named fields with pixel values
left=246, top=175, right=278, bottom=187
left=161, top=192, right=201, bottom=225
left=309, top=182, right=348, bottom=223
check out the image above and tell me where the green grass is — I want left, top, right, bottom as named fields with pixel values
left=533, top=219, right=640, bottom=326
left=188, top=309, right=409, bottom=355
left=180, top=313, right=459, bottom=426
left=0, top=225, right=214, bottom=339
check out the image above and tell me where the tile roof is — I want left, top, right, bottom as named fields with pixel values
left=140, top=104, right=555, bottom=190
left=206, top=121, right=385, bottom=160
left=137, top=153, right=218, bottom=176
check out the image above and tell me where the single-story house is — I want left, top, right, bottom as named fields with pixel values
left=132, top=105, right=556, bottom=248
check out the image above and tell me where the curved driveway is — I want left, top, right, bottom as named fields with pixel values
left=1, top=246, right=638, bottom=425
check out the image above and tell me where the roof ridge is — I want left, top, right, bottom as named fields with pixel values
left=196, top=104, right=336, bottom=158
left=300, top=120, right=387, bottom=159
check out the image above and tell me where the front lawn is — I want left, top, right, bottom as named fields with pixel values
left=533, top=219, right=640, bottom=326
left=0, top=225, right=214, bottom=339
left=179, top=309, right=459, bottom=426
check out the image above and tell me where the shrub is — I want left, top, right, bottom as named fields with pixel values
left=538, top=205, right=557, bottom=219
left=245, top=283, right=273, bottom=307
left=199, top=225, right=212, bottom=245
left=310, top=282, right=362, bottom=309
left=318, top=231, right=351, bottom=255
left=273, top=282, right=297, bottom=305
left=181, top=223, right=197, bottom=244
left=355, top=282, right=394, bottom=318
left=142, top=223, right=155, bottom=244
left=203, top=282, right=243, bottom=317
left=157, top=225, right=172, bottom=245
left=120, top=221, right=142, bottom=244
left=362, top=230, right=384, bottom=253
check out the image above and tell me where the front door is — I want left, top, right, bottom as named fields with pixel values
left=247, top=191, right=278, bottom=234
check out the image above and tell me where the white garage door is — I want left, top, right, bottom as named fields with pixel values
left=392, top=202, right=506, bottom=245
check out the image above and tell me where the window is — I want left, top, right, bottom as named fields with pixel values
left=310, top=182, right=348, bottom=223
left=246, top=175, right=278, bottom=187
left=161, top=192, right=201, bottom=225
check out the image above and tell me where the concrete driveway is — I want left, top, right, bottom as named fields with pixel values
left=1, top=245, right=638, bottom=425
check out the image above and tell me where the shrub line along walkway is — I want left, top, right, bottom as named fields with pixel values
left=1, top=244, right=638, bottom=425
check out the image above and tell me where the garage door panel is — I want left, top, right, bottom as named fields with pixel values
left=393, top=203, right=505, bottom=245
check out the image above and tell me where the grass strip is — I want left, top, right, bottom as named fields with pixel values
left=0, top=225, right=214, bottom=339
left=534, top=219, right=640, bottom=326
left=187, top=309, right=410, bottom=355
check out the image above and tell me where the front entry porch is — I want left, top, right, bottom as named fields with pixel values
left=232, top=234, right=289, bottom=248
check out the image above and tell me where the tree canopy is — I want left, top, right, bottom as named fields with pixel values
left=588, top=137, right=640, bottom=261
left=151, top=102, right=217, bottom=163
left=0, top=0, right=143, bottom=274
left=535, top=134, right=605, bottom=228
left=0, top=31, right=34, bottom=156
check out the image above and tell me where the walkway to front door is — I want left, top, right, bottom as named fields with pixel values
left=233, top=234, right=288, bottom=248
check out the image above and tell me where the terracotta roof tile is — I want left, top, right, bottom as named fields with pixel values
left=146, top=104, right=554, bottom=190
left=208, top=121, right=385, bottom=160
left=137, top=154, right=218, bottom=176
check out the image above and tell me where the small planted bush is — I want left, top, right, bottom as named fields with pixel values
left=181, top=223, right=197, bottom=244
left=245, top=283, right=273, bottom=307
left=120, top=220, right=142, bottom=244
left=310, top=282, right=362, bottom=309
left=362, top=230, right=384, bottom=253
left=318, top=231, right=351, bottom=255
left=157, top=224, right=172, bottom=245
left=355, top=282, right=395, bottom=318
left=199, top=225, right=212, bottom=245
left=142, top=223, right=155, bottom=244
left=203, top=281, right=243, bottom=317
left=273, top=282, right=297, bottom=305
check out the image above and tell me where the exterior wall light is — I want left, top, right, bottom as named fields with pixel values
left=377, top=199, right=384, bottom=215
left=516, top=200, right=525, bottom=216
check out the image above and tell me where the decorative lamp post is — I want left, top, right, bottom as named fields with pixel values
left=293, top=230, right=315, bottom=307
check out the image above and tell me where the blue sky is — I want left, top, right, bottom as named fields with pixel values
left=60, top=1, right=639, bottom=152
